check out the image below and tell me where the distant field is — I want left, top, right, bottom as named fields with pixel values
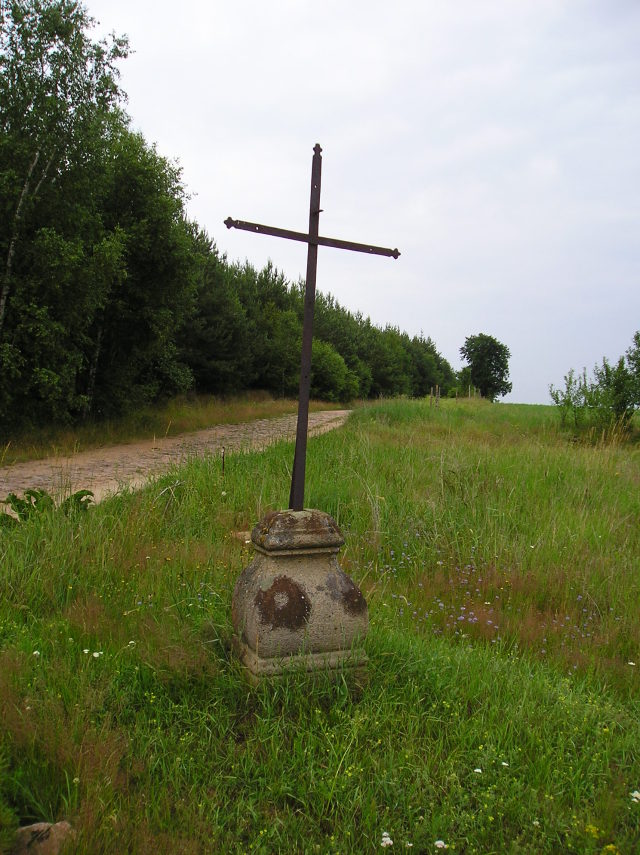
left=0, top=393, right=345, bottom=466
left=1, top=398, right=638, bottom=853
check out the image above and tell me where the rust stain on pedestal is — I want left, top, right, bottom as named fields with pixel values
left=255, top=575, right=311, bottom=630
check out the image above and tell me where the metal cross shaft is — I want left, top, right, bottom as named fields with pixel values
left=225, top=143, right=399, bottom=511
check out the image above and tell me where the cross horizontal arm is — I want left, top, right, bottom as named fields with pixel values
left=224, top=217, right=400, bottom=259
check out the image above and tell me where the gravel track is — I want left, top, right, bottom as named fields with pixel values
left=0, top=410, right=351, bottom=503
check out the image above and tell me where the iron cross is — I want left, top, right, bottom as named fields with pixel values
left=225, top=143, right=400, bottom=511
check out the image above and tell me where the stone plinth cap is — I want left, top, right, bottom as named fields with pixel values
left=251, top=509, right=344, bottom=552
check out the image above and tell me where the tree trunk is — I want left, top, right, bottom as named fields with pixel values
left=0, top=149, right=53, bottom=338
left=84, top=324, right=103, bottom=418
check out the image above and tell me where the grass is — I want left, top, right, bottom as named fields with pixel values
left=0, top=392, right=346, bottom=465
left=0, top=398, right=639, bottom=853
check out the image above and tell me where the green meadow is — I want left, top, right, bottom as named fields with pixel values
left=1, top=399, right=639, bottom=853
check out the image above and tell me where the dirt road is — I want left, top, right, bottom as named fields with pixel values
left=0, top=410, right=351, bottom=503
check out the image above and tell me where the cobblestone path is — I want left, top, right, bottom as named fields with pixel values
left=0, top=410, right=350, bottom=503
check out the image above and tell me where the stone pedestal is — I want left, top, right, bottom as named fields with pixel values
left=232, top=509, right=368, bottom=681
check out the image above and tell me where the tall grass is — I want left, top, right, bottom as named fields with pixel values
left=0, top=398, right=638, bottom=853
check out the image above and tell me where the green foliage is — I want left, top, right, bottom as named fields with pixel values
left=3, top=489, right=54, bottom=520
left=0, top=3, right=196, bottom=429
left=460, top=333, right=512, bottom=401
left=0, top=0, right=128, bottom=338
left=59, top=489, right=94, bottom=515
left=626, top=331, right=640, bottom=404
left=550, top=334, right=639, bottom=437
left=179, top=237, right=251, bottom=395
left=310, top=339, right=352, bottom=402
left=592, top=356, right=635, bottom=424
left=549, top=368, right=588, bottom=428
left=1, top=488, right=93, bottom=526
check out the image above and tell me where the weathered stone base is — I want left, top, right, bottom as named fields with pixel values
left=231, top=509, right=368, bottom=682
left=234, top=635, right=368, bottom=683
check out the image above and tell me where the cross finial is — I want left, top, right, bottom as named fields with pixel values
left=314, top=143, right=322, bottom=155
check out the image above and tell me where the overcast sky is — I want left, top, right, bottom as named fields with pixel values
left=85, top=0, right=639, bottom=404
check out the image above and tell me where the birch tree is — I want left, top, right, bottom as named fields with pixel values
left=0, top=0, right=127, bottom=337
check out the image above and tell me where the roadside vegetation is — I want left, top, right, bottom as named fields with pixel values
left=1, top=399, right=638, bottom=853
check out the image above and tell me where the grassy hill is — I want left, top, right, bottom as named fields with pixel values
left=1, top=399, right=638, bottom=853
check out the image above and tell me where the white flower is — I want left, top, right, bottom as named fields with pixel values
left=631, top=790, right=640, bottom=803
left=628, top=661, right=636, bottom=666
left=532, top=819, right=540, bottom=827
left=128, top=640, right=136, bottom=646
left=221, top=491, right=227, bottom=496
left=501, top=761, right=509, bottom=767
left=32, top=650, right=40, bottom=657
left=83, top=649, right=89, bottom=654
left=434, top=842, right=448, bottom=850
left=92, top=651, right=103, bottom=658
left=381, top=831, right=393, bottom=847
left=474, top=768, right=482, bottom=773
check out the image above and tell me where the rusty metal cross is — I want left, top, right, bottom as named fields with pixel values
left=225, top=143, right=400, bottom=511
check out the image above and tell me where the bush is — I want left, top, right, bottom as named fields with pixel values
left=550, top=354, right=636, bottom=437
left=310, top=340, right=355, bottom=403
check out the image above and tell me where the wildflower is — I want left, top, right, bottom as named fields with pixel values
left=628, top=661, right=636, bottom=666
left=92, top=651, right=103, bottom=658
left=532, top=820, right=540, bottom=827
left=434, top=842, right=448, bottom=850
left=501, top=761, right=509, bottom=767
left=72, top=777, right=79, bottom=785
left=83, top=649, right=89, bottom=654
left=631, top=790, right=640, bottom=803
left=32, top=650, right=40, bottom=657
left=128, top=640, right=136, bottom=646
left=474, top=768, right=482, bottom=774
left=381, top=831, right=393, bottom=847
left=221, top=491, right=227, bottom=496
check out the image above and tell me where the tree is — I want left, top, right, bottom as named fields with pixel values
left=84, top=122, right=199, bottom=417
left=179, top=234, right=251, bottom=395
left=0, top=0, right=128, bottom=337
left=310, top=339, right=357, bottom=403
left=591, top=356, right=634, bottom=425
left=549, top=333, right=639, bottom=435
left=460, top=334, right=512, bottom=401
left=626, top=331, right=640, bottom=406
